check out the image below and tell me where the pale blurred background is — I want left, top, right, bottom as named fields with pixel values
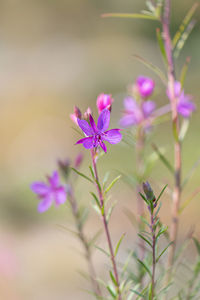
left=1, top=0, right=200, bottom=299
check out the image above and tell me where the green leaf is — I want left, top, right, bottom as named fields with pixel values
left=79, top=207, right=89, bottom=227
left=109, top=271, right=118, bottom=287
left=156, top=241, right=173, bottom=262
left=90, top=192, right=101, bottom=209
left=154, top=202, right=162, bottom=219
left=173, top=3, right=199, bottom=48
left=133, top=54, right=167, bottom=84
left=193, top=237, right=200, bottom=255
left=88, top=229, right=102, bottom=248
left=141, top=216, right=150, bottom=227
left=114, top=233, right=126, bottom=257
left=156, top=225, right=168, bottom=243
left=71, top=168, right=93, bottom=183
left=130, top=289, right=145, bottom=299
left=139, top=192, right=149, bottom=204
left=105, top=175, right=121, bottom=194
left=89, top=165, right=95, bottom=181
left=152, top=143, right=174, bottom=174
left=103, top=171, right=110, bottom=188
left=138, top=233, right=152, bottom=248
left=101, top=13, right=158, bottom=20
left=94, top=245, right=110, bottom=257
left=137, top=258, right=152, bottom=278
left=106, top=201, right=117, bottom=223
left=174, top=20, right=196, bottom=59
left=180, top=56, right=191, bottom=87
left=156, top=27, right=167, bottom=65
left=56, top=224, right=79, bottom=237
left=106, top=284, right=116, bottom=298
left=156, top=184, right=168, bottom=203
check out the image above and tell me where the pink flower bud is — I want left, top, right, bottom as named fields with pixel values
left=136, top=76, right=155, bottom=99
left=83, top=107, right=92, bottom=120
left=70, top=106, right=82, bottom=125
left=96, top=93, right=114, bottom=114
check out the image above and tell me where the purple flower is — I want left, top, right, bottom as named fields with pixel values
left=31, top=171, right=67, bottom=213
left=76, top=109, right=122, bottom=153
left=96, top=93, right=114, bottom=114
left=136, top=76, right=155, bottom=98
left=120, top=97, right=156, bottom=127
left=167, top=81, right=196, bottom=118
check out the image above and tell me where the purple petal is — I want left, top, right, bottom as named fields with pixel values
left=76, top=137, right=94, bottom=149
left=177, top=96, right=196, bottom=118
left=124, top=97, right=137, bottom=111
left=54, top=187, right=67, bottom=205
left=38, top=195, right=53, bottom=213
left=142, top=101, right=156, bottom=118
left=97, top=109, right=110, bottom=132
left=99, top=141, right=107, bottom=153
left=119, top=115, right=137, bottom=127
left=89, top=114, right=97, bottom=133
left=103, top=129, right=122, bottom=144
left=137, top=76, right=155, bottom=98
left=77, top=119, right=93, bottom=136
left=48, top=171, right=60, bottom=188
left=30, top=182, right=49, bottom=196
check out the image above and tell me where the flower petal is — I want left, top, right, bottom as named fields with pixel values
left=48, top=171, right=60, bottom=188
left=142, top=100, right=156, bottom=118
left=76, top=137, right=94, bottom=149
left=124, top=97, right=137, bottom=111
left=99, top=141, right=107, bottom=153
left=119, top=115, right=137, bottom=127
left=97, top=109, right=110, bottom=132
left=89, top=114, right=97, bottom=133
left=103, top=129, right=122, bottom=144
left=77, top=119, right=93, bottom=136
left=55, top=187, right=67, bottom=205
left=38, top=195, right=53, bottom=213
left=30, top=182, right=49, bottom=196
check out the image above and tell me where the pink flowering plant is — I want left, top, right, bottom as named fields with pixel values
left=30, top=0, right=200, bottom=299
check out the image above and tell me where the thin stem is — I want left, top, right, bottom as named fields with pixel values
left=136, top=126, right=146, bottom=262
left=150, top=211, right=156, bottom=299
left=161, top=0, right=182, bottom=275
left=68, top=193, right=102, bottom=298
left=91, top=149, right=122, bottom=300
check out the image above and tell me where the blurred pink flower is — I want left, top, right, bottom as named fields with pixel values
left=136, top=76, right=155, bottom=98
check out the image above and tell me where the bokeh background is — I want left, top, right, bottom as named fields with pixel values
left=1, top=0, right=200, bottom=299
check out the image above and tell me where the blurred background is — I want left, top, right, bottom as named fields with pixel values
left=1, top=0, right=200, bottom=299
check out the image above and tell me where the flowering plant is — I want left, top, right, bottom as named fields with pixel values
left=30, top=1, right=200, bottom=299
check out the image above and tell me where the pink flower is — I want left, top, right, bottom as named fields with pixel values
left=136, top=76, right=155, bottom=98
left=120, top=97, right=156, bottom=127
left=96, top=93, right=114, bottom=114
left=76, top=109, right=122, bottom=153
left=31, top=171, right=67, bottom=213
left=167, top=81, right=196, bottom=118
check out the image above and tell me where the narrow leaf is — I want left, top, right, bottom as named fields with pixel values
left=156, top=241, right=173, bottom=262
left=94, top=245, right=110, bottom=257
left=138, top=233, right=152, bottom=248
left=114, top=233, right=126, bottom=257
left=180, top=56, right=191, bottom=87
left=71, top=168, right=93, bottom=183
left=109, top=271, right=118, bottom=287
left=89, top=165, right=95, bottom=180
left=156, top=184, right=168, bottom=203
left=156, top=27, right=167, bottom=64
left=137, top=258, right=152, bottom=278
left=133, top=54, right=167, bottom=84
left=193, top=237, right=200, bottom=255
left=182, top=158, right=200, bottom=188
left=152, top=143, right=174, bottom=174
left=173, top=3, right=199, bottom=48
left=106, top=285, right=116, bottom=298
left=90, top=192, right=101, bottom=209
left=178, top=188, right=200, bottom=214
left=105, top=175, right=121, bottom=194
left=101, top=13, right=158, bottom=20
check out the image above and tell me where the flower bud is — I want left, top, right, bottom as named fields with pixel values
left=58, top=159, right=70, bottom=178
left=96, top=93, right=114, bottom=114
left=70, top=106, right=82, bottom=125
left=143, top=181, right=155, bottom=201
left=136, top=76, right=155, bottom=99
left=83, top=107, right=92, bottom=121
